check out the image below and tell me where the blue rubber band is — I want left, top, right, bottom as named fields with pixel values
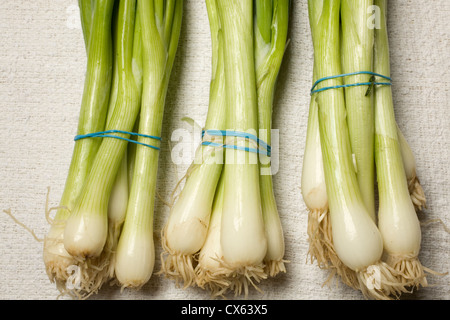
left=201, top=129, right=271, bottom=157
left=74, top=129, right=161, bottom=151
left=310, top=71, right=392, bottom=95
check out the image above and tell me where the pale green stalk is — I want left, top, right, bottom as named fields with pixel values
left=43, top=0, right=114, bottom=286
left=255, top=0, right=273, bottom=45
left=340, top=0, right=376, bottom=220
left=396, top=124, right=426, bottom=211
left=217, top=0, right=267, bottom=295
left=195, top=173, right=230, bottom=297
left=78, top=0, right=93, bottom=52
left=191, top=0, right=289, bottom=296
left=303, top=65, right=361, bottom=290
left=64, top=0, right=141, bottom=260
left=114, top=0, right=183, bottom=289
left=254, top=0, right=289, bottom=277
left=105, top=4, right=144, bottom=280
left=127, top=117, right=139, bottom=190
left=302, top=69, right=328, bottom=215
left=308, top=0, right=405, bottom=300
left=303, top=3, right=424, bottom=289
left=160, top=0, right=226, bottom=288
left=105, top=0, right=125, bottom=236
left=374, top=0, right=426, bottom=289
left=309, top=0, right=378, bottom=271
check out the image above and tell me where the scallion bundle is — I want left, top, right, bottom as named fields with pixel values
left=303, top=0, right=433, bottom=300
left=160, top=0, right=289, bottom=298
left=43, top=0, right=183, bottom=298
left=374, top=0, right=433, bottom=291
left=44, top=0, right=115, bottom=297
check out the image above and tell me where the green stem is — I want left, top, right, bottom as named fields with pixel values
left=55, top=0, right=114, bottom=223
left=254, top=0, right=289, bottom=271
left=340, top=0, right=376, bottom=220
left=78, top=0, right=93, bottom=51
left=373, top=0, right=409, bottom=202
left=255, top=0, right=273, bottom=44
left=124, top=0, right=181, bottom=237
left=218, top=0, right=266, bottom=267
left=114, top=0, right=183, bottom=288
left=374, top=1, right=423, bottom=283
left=64, top=0, right=141, bottom=259
left=309, top=0, right=363, bottom=216
left=160, top=0, right=225, bottom=288
left=307, top=1, right=384, bottom=275
left=106, top=1, right=143, bottom=228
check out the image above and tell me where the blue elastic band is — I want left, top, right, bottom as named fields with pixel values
left=74, top=129, right=161, bottom=151
left=310, top=71, right=392, bottom=95
left=201, top=129, right=271, bottom=157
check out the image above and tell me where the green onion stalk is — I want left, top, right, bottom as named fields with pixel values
left=103, top=0, right=144, bottom=282
left=78, top=0, right=93, bottom=52
left=253, top=0, right=289, bottom=278
left=160, top=0, right=226, bottom=289
left=162, top=0, right=228, bottom=290
left=302, top=67, right=330, bottom=269
left=194, top=0, right=291, bottom=298
left=43, top=0, right=114, bottom=296
left=303, top=89, right=426, bottom=290
left=304, top=79, right=425, bottom=285
left=308, top=0, right=410, bottom=300
left=305, top=0, right=377, bottom=290
left=215, top=0, right=268, bottom=297
left=114, top=0, right=183, bottom=290
left=181, top=0, right=270, bottom=298
left=374, top=0, right=435, bottom=291
left=302, top=67, right=359, bottom=290
left=103, top=32, right=130, bottom=282
left=62, top=0, right=144, bottom=295
left=340, top=0, right=376, bottom=221
left=396, top=125, right=426, bottom=211
left=195, top=172, right=229, bottom=297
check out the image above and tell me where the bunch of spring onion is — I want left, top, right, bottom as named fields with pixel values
left=160, top=0, right=289, bottom=297
left=43, top=0, right=182, bottom=298
left=302, top=0, right=431, bottom=300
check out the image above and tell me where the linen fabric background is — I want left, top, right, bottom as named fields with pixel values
left=0, top=0, right=448, bottom=300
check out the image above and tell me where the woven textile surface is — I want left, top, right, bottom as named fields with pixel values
left=0, top=0, right=448, bottom=300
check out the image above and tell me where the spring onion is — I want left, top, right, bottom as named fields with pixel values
left=97, top=0, right=142, bottom=284
left=374, top=0, right=431, bottom=290
left=42, top=0, right=182, bottom=298
left=114, top=0, right=183, bottom=289
left=176, top=0, right=230, bottom=295
left=303, top=0, right=437, bottom=300
left=63, top=0, right=141, bottom=261
left=307, top=0, right=412, bottom=300
left=162, top=0, right=266, bottom=295
left=214, top=0, right=267, bottom=296
left=304, top=83, right=426, bottom=290
left=43, top=0, right=114, bottom=295
left=340, top=0, right=376, bottom=221
left=254, top=0, right=289, bottom=277
left=396, top=125, right=427, bottom=211
left=302, top=67, right=359, bottom=289
left=160, top=0, right=226, bottom=289
left=161, top=0, right=289, bottom=298
left=195, top=173, right=229, bottom=296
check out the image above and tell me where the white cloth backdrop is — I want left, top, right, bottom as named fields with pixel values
left=0, top=0, right=449, bottom=300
